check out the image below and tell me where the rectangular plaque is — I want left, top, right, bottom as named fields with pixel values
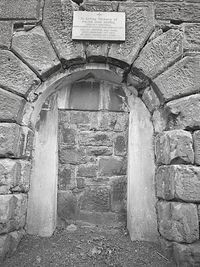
left=72, top=11, right=125, bottom=41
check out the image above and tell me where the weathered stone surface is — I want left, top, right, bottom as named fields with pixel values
left=155, top=3, right=200, bottom=22
left=152, top=109, right=167, bottom=133
left=43, top=0, right=85, bottom=67
left=157, top=201, right=199, bottom=243
left=142, top=87, right=160, bottom=113
left=0, top=234, right=11, bottom=261
left=86, top=146, right=112, bottom=157
left=8, top=229, right=25, bottom=256
left=81, top=187, right=111, bottom=212
left=154, top=56, right=200, bottom=103
left=0, top=50, right=40, bottom=97
left=77, top=164, right=97, bottom=178
left=155, top=130, right=194, bottom=164
left=114, top=135, right=127, bottom=156
left=59, top=127, right=76, bottom=148
left=159, top=237, right=174, bottom=260
left=184, top=23, right=200, bottom=51
left=79, top=132, right=112, bottom=147
left=58, top=166, right=76, bottom=190
left=165, top=94, right=200, bottom=130
left=57, top=190, right=77, bottom=220
left=98, top=112, right=128, bottom=132
left=99, top=157, right=127, bottom=177
left=0, top=88, right=26, bottom=123
left=110, top=177, right=126, bottom=212
left=0, top=0, right=40, bottom=20
left=12, top=194, right=27, bottom=231
left=134, top=29, right=183, bottom=78
left=0, top=22, right=12, bottom=49
left=173, top=242, right=200, bottom=267
left=108, top=3, right=154, bottom=66
left=20, top=127, right=34, bottom=159
left=12, top=160, right=31, bottom=193
left=156, top=165, right=200, bottom=202
left=193, top=131, right=200, bottom=165
left=59, top=147, right=86, bottom=164
left=12, top=26, right=61, bottom=79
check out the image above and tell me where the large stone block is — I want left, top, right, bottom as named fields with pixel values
left=157, top=201, right=199, bottom=243
left=154, top=56, right=200, bottom=103
left=8, top=229, right=25, bottom=257
left=156, top=165, right=200, bottom=202
left=0, top=195, right=16, bottom=233
left=114, top=134, right=127, bottom=156
left=155, top=130, right=194, bottom=165
left=0, top=22, right=12, bottom=49
left=57, top=190, right=77, bottom=221
left=0, top=88, right=26, bottom=124
left=108, top=3, right=154, bottom=66
left=86, top=146, right=112, bottom=157
left=0, top=50, right=40, bottom=97
left=173, top=242, right=200, bottom=267
left=193, top=131, right=200, bottom=165
left=142, top=87, right=160, bottom=113
left=0, top=0, right=40, bottom=20
left=97, top=112, right=128, bottom=132
left=99, top=157, right=127, bottom=177
left=0, top=234, right=11, bottom=261
left=43, top=0, right=85, bottom=67
left=12, top=26, right=61, bottom=80
left=110, top=177, right=126, bottom=212
left=184, top=23, right=200, bottom=51
left=58, top=165, right=76, bottom=190
left=12, top=194, right=27, bottom=231
left=79, top=132, right=112, bottom=147
left=59, top=147, right=86, bottom=164
left=77, top=164, right=97, bottom=178
left=165, top=94, right=200, bottom=130
left=134, top=29, right=183, bottom=78
left=155, top=3, right=200, bottom=22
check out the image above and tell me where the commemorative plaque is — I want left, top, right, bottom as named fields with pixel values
left=72, top=11, right=125, bottom=41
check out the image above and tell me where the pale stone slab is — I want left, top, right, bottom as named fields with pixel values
left=0, top=22, right=12, bottom=49
left=0, top=50, right=40, bottom=97
left=155, top=130, right=194, bottom=165
left=12, top=26, right=61, bottom=80
left=142, top=87, right=160, bottom=112
left=154, top=56, right=200, bottom=103
left=157, top=201, right=199, bottom=243
left=156, top=165, right=200, bottom=202
left=108, top=3, right=154, bottom=66
left=134, top=29, right=183, bottom=78
left=184, top=23, right=200, bottom=51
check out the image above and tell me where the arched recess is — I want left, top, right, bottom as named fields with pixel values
left=25, top=63, right=158, bottom=242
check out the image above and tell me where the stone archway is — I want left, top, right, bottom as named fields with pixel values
left=0, top=0, right=200, bottom=265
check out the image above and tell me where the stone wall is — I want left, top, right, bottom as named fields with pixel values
left=0, top=0, right=200, bottom=265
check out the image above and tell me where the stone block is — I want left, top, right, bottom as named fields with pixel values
left=134, top=29, right=183, bottom=79
left=156, top=165, right=200, bottom=202
left=99, top=157, right=127, bottom=177
left=0, top=88, right=26, bottom=124
left=0, top=195, right=16, bottom=234
left=193, top=131, right=200, bottom=165
left=159, top=237, right=174, bottom=260
left=173, top=242, right=200, bottom=267
left=0, top=234, right=11, bottom=261
left=86, top=146, right=112, bottom=157
left=79, top=132, right=112, bottom=147
left=110, top=177, right=126, bottom=212
left=108, top=3, right=154, bottom=66
left=12, top=194, right=27, bottom=230
left=59, top=126, right=76, bottom=148
left=59, top=147, right=86, bottom=165
left=114, top=135, right=127, bottom=156
left=0, top=50, right=40, bottom=97
left=152, top=109, right=167, bottom=133
left=58, top=165, right=76, bottom=190
left=0, top=22, right=12, bottom=49
left=81, top=186, right=111, bottom=212
left=154, top=56, right=200, bottom=103
left=184, top=23, right=200, bottom=51
left=155, top=3, right=200, bottom=22
left=0, top=0, right=40, bottom=20
left=165, top=94, right=200, bottom=130
left=12, top=26, right=61, bottom=80
left=57, top=190, right=78, bottom=221
left=77, top=164, right=97, bottom=178
left=142, top=87, right=160, bottom=113
left=20, top=127, right=34, bottom=159
left=12, top=160, right=31, bottom=193
left=108, top=86, right=128, bottom=112
left=43, top=0, right=85, bottom=67
left=155, top=130, right=194, bottom=165
left=157, top=201, right=199, bottom=243
left=8, top=229, right=25, bottom=256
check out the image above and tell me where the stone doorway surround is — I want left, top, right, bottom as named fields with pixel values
left=0, top=0, right=200, bottom=265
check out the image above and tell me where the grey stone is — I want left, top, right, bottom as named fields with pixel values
left=134, top=29, right=183, bottom=78
left=155, top=3, right=200, bottom=22
left=77, top=164, right=97, bottom=178
left=59, top=147, right=86, bottom=165
left=43, top=0, right=85, bottom=67
left=0, top=22, right=12, bottom=49
left=110, top=177, right=126, bottom=212
left=12, top=160, right=31, bottom=193
left=99, top=157, right=127, bottom=177
left=152, top=109, right=167, bottom=133
left=59, top=126, right=76, bottom=148
left=86, top=146, right=112, bottom=157
left=142, top=87, right=160, bottom=113
left=0, top=0, right=40, bottom=20
left=57, top=190, right=77, bottom=220
left=0, top=50, right=40, bottom=97
left=58, top=166, right=76, bottom=190
left=0, top=234, right=11, bottom=261
left=157, top=201, right=199, bottom=243
left=173, top=242, right=200, bottom=267
left=8, top=229, right=25, bottom=256
left=66, top=224, right=77, bottom=232
left=155, top=130, right=194, bottom=165
left=193, top=131, right=200, bottom=165
left=79, top=132, right=112, bottom=147
left=165, top=94, right=200, bottom=130
left=184, top=23, right=200, bottom=51
left=156, top=165, right=200, bottom=202
left=108, top=3, right=154, bottom=66
left=154, top=56, right=200, bottom=103
left=0, top=88, right=26, bottom=124
left=114, top=135, right=127, bottom=156
left=159, top=237, right=174, bottom=260
left=12, top=26, right=61, bottom=79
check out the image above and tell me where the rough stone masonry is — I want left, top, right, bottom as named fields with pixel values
left=0, top=0, right=200, bottom=266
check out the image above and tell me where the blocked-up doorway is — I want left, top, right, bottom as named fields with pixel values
left=57, top=78, right=129, bottom=226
